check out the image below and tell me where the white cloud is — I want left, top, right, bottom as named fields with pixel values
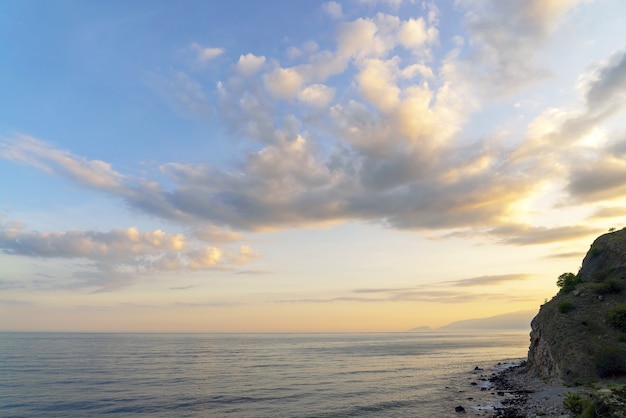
left=322, top=1, right=343, bottom=19
left=227, top=245, right=259, bottom=265
left=255, top=13, right=438, bottom=106
left=488, top=224, right=600, bottom=245
left=189, top=42, right=224, bottom=64
left=392, top=84, right=438, bottom=140
left=0, top=135, right=125, bottom=192
left=236, top=53, right=266, bottom=76
left=0, top=220, right=258, bottom=290
left=457, top=0, right=584, bottom=96
left=357, top=0, right=404, bottom=8
left=337, top=18, right=384, bottom=61
left=192, top=225, right=244, bottom=243
left=185, top=247, right=223, bottom=270
left=297, top=84, right=336, bottom=107
left=286, top=46, right=303, bottom=60
left=262, top=67, right=305, bottom=100
left=398, top=17, right=437, bottom=49
left=400, top=63, right=434, bottom=79
left=286, top=41, right=319, bottom=60
left=356, top=58, right=401, bottom=112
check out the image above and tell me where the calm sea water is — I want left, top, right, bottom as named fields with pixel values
left=0, top=332, right=529, bottom=417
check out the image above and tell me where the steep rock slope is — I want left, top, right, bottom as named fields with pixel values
left=528, top=229, right=626, bottom=385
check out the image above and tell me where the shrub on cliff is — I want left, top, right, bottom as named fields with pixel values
left=609, top=305, right=626, bottom=331
left=593, top=278, right=622, bottom=295
left=558, top=300, right=575, bottom=313
left=557, top=272, right=580, bottom=293
left=595, top=344, right=626, bottom=378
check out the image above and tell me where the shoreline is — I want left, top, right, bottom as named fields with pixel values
left=486, top=362, right=572, bottom=417
left=456, top=361, right=574, bottom=417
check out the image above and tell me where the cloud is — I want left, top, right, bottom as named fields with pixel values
left=0, top=220, right=258, bottom=291
left=0, top=7, right=547, bottom=235
left=286, top=41, right=320, bottom=60
left=192, top=225, right=244, bottom=243
left=489, top=224, right=601, bottom=245
left=262, top=67, right=305, bottom=100
left=568, top=157, right=626, bottom=202
left=236, top=53, right=266, bottom=76
left=189, top=42, right=224, bottom=64
left=174, top=301, right=241, bottom=307
left=457, top=0, right=584, bottom=96
left=0, top=279, right=27, bottom=290
left=322, top=1, right=343, bottom=19
left=274, top=296, right=386, bottom=304
left=234, top=270, right=270, bottom=276
left=276, top=289, right=534, bottom=304
left=356, top=58, right=401, bottom=111
left=491, top=49, right=626, bottom=214
left=0, top=225, right=184, bottom=259
left=0, top=135, right=125, bottom=192
left=519, top=49, right=626, bottom=204
left=589, top=206, right=626, bottom=220
left=3, top=4, right=622, bottom=246
left=337, top=18, right=380, bottom=60
left=398, top=17, right=438, bottom=50
left=297, top=84, right=335, bottom=107
left=400, top=63, right=434, bottom=79
left=0, top=299, right=35, bottom=306
left=584, top=49, right=626, bottom=109
left=0, top=123, right=536, bottom=233
left=544, top=251, right=585, bottom=259
left=445, top=274, right=532, bottom=287
left=389, top=290, right=535, bottom=303
left=335, top=272, right=538, bottom=304
left=335, top=13, right=438, bottom=62
left=148, top=71, right=213, bottom=119
left=217, top=12, right=440, bottom=145
left=357, top=0, right=404, bottom=8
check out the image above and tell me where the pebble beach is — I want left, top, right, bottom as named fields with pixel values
left=455, top=362, right=575, bottom=417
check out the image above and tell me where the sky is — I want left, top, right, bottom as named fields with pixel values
left=1, top=0, right=626, bottom=332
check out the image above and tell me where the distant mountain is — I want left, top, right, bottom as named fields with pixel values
left=408, top=326, right=433, bottom=332
left=409, top=310, right=536, bottom=332
left=439, top=310, right=536, bottom=331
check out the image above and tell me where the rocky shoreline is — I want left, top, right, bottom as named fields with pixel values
left=456, top=361, right=576, bottom=417
left=486, top=362, right=573, bottom=417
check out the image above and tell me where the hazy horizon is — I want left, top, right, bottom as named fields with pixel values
left=0, top=309, right=536, bottom=333
left=2, top=0, right=626, bottom=332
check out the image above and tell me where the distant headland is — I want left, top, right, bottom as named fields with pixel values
left=409, top=310, right=536, bottom=332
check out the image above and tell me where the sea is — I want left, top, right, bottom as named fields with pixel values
left=0, top=331, right=530, bottom=417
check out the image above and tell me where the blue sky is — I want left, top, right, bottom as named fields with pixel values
left=2, top=0, right=626, bottom=332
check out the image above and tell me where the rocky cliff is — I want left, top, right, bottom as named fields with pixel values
left=527, top=228, right=626, bottom=385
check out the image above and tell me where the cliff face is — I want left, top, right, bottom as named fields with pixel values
left=527, top=229, right=626, bottom=384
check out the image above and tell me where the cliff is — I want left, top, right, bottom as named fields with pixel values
left=527, top=228, right=626, bottom=385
